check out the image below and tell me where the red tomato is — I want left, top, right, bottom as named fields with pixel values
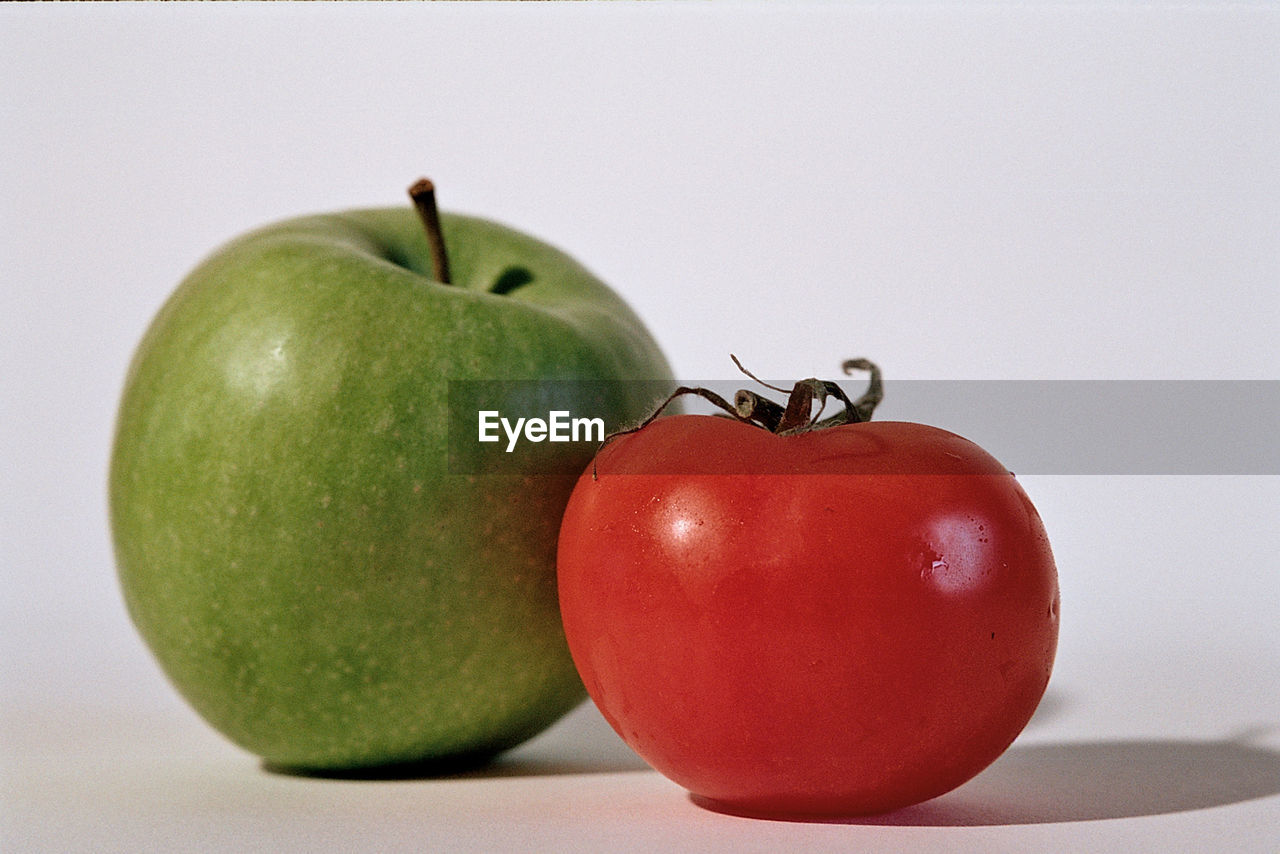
left=557, top=413, right=1059, bottom=817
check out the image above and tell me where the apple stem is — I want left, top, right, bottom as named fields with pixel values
left=408, top=178, right=452, bottom=285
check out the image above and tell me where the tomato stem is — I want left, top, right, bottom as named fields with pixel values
left=408, top=178, right=452, bottom=285
left=594, top=357, right=885, bottom=476
left=734, top=389, right=785, bottom=430
left=840, top=358, right=884, bottom=423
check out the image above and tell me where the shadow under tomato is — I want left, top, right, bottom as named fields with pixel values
left=1021, top=687, right=1067, bottom=730
left=692, top=731, right=1280, bottom=825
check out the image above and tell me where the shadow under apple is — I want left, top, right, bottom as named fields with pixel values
left=262, top=700, right=651, bottom=781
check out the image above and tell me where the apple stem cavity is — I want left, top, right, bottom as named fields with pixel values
left=408, top=178, right=452, bottom=285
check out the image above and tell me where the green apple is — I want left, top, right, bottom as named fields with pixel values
left=109, top=181, right=675, bottom=772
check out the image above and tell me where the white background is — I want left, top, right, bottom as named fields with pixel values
left=2, top=3, right=1277, bottom=851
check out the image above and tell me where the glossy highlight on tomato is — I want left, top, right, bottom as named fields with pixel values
left=557, top=413, right=1059, bottom=818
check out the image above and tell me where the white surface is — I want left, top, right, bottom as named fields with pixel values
left=2, top=3, right=1277, bottom=852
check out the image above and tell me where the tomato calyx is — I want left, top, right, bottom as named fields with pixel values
left=729, top=356, right=883, bottom=434
left=594, top=357, right=884, bottom=477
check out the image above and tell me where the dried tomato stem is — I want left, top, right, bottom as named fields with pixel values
left=592, top=358, right=885, bottom=476
left=734, top=390, right=785, bottom=430
left=842, top=359, right=884, bottom=423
